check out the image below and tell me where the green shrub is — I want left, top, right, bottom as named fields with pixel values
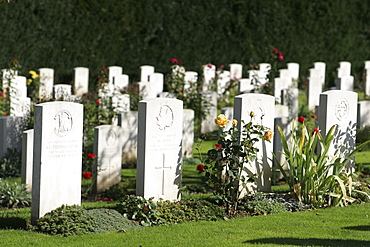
left=34, top=205, right=94, bottom=236
left=157, top=199, right=226, bottom=224
left=0, top=181, right=31, bottom=208
left=83, top=208, right=142, bottom=233
left=238, top=193, right=288, bottom=215
left=0, top=148, right=22, bottom=178
left=115, top=195, right=161, bottom=226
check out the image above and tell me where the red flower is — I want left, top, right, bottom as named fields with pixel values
left=303, top=82, right=308, bottom=85
left=215, top=144, right=221, bottom=149
left=171, top=58, right=179, bottom=64
left=207, top=63, right=213, bottom=68
left=143, top=206, right=149, bottom=210
left=0, top=94, right=4, bottom=98
left=83, top=172, right=92, bottom=179
left=313, top=128, right=319, bottom=134
left=87, top=153, right=96, bottom=158
left=298, top=117, right=305, bottom=124
left=96, top=99, right=101, bottom=104
left=311, top=115, right=318, bottom=119
left=3, top=112, right=8, bottom=116
left=109, top=198, right=114, bottom=201
left=197, top=164, right=205, bottom=171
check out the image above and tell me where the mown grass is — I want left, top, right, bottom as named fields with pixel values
left=0, top=203, right=369, bottom=246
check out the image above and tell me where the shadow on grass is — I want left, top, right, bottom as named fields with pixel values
left=343, top=225, right=370, bottom=231
left=0, top=217, right=27, bottom=229
left=244, top=238, right=370, bottom=246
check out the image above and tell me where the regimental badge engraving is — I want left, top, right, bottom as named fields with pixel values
left=106, top=130, right=116, bottom=146
left=54, top=110, right=73, bottom=137
left=335, top=99, right=349, bottom=121
left=156, top=105, right=174, bottom=130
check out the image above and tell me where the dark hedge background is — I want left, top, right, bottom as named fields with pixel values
left=1, top=0, right=370, bottom=88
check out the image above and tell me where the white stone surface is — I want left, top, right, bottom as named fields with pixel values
left=93, top=125, right=124, bottom=193
left=140, top=65, right=155, bottom=83
left=307, top=69, right=322, bottom=110
left=233, top=93, right=275, bottom=192
left=0, top=116, right=24, bottom=159
left=182, top=109, right=194, bottom=158
left=137, top=98, right=183, bottom=201
left=54, top=84, right=72, bottom=100
left=229, top=63, right=243, bottom=80
left=117, top=111, right=138, bottom=164
left=318, top=90, right=357, bottom=171
left=357, top=101, right=370, bottom=128
left=38, top=68, right=54, bottom=100
left=21, top=129, right=34, bottom=191
left=31, top=101, right=83, bottom=223
left=74, top=67, right=89, bottom=96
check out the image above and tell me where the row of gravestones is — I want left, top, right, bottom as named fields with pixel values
left=3, top=89, right=356, bottom=223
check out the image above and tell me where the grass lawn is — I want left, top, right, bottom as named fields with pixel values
left=0, top=203, right=370, bottom=246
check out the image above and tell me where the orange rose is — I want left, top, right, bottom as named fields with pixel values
left=214, top=114, right=230, bottom=127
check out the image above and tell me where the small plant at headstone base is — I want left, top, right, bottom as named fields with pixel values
left=273, top=119, right=370, bottom=208
left=165, top=59, right=211, bottom=137
left=83, top=208, right=142, bottom=233
left=200, top=113, right=273, bottom=215
left=32, top=204, right=94, bottom=236
left=0, top=148, right=22, bottom=178
left=238, top=193, right=288, bottom=216
left=0, top=180, right=31, bottom=208
left=115, top=195, right=161, bottom=226
left=156, top=199, right=226, bottom=224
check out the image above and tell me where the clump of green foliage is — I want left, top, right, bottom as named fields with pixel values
left=83, top=208, right=142, bottom=233
left=238, top=193, right=288, bottom=215
left=33, top=205, right=94, bottom=236
left=0, top=181, right=31, bottom=208
left=0, top=148, right=22, bottom=178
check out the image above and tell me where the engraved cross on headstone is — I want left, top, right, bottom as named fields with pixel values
left=155, top=154, right=171, bottom=195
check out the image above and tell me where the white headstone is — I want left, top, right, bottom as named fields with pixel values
left=238, top=78, right=253, bottom=93
left=149, top=73, right=164, bottom=96
left=184, top=71, right=198, bottom=90
left=108, top=66, right=123, bottom=84
left=217, top=70, right=230, bottom=95
left=338, top=61, right=351, bottom=78
left=0, top=116, right=24, bottom=159
left=31, top=101, right=83, bottom=223
left=73, top=67, right=89, bottom=96
left=336, top=76, right=354, bottom=91
left=182, top=109, right=194, bottom=158
left=281, top=88, right=299, bottom=118
left=1, top=69, right=17, bottom=91
left=273, top=117, right=293, bottom=180
left=137, top=98, right=183, bottom=201
left=38, top=68, right=54, bottom=101
left=275, top=104, right=289, bottom=117
left=54, top=84, right=72, bottom=100
left=201, top=91, right=218, bottom=134
left=158, top=92, right=177, bottom=98
left=233, top=93, right=275, bottom=192
left=365, top=68, right=370, bottom=97
left=287, top=62, right=299, bottom=83
left=202, top=64, right=216, bottom=91
left=229, top=63, right=243, bottom=80
left=140, top=65, right=155, bottom=83
left=139, top=82, right=157, bottom=100
left=318, top=90, right=357, bottom=171
left=21, top=129, right=34, bottom=191
left=114, top=74, right=129, bottom=92
left=307, top=69, right=322, bottom=110
left=117, top=111, right=138, bottom=164
left=357, top=101, right=370, bottom=128
left=313, top=62, right=326, bottom=88
left=93, top=125, right=124, bottom=193
left=274, top=77, right=288, bottom=104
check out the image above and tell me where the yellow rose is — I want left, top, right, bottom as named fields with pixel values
left=26, top=79, right=32, bottom=85
left=214, top=114, right=230, bottom=127
left=232, top=119, right=238, bottom=126
left=29, top=70, right=39, bottom=79
left=250, top=111, right=255, bottom=117
left=264, top=130, right=274, bottom=141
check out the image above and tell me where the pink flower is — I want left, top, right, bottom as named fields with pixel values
left=311, top=115, right=318, bottom=119
left=207, top=63, right=213, bottom=68
left=298, top=117, right=305, bottom=124
left=171, top=58, right=179, bottom=64
left=278, top=52, right=284, bottom=61
left=197, top=164, right=205, bottom=171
